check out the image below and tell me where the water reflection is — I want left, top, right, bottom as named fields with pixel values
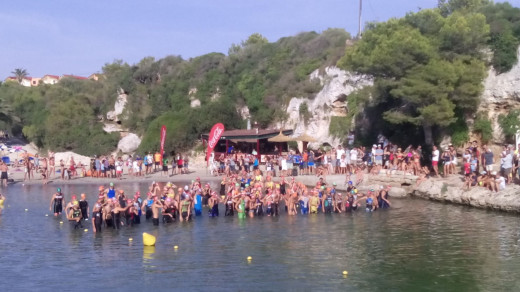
left=0, top=184, right=520, bottom=290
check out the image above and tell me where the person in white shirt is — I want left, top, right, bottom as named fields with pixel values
left=350, top=148, right=358, bottom=166
left=336, top=146, right=345, bottom=174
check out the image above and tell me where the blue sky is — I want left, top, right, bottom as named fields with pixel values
left=1, top=0, right=519, bottom=79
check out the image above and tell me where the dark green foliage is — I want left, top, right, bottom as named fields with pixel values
left=480, top=2, right=520, bottom=73
left=0, top=30, right=350, bottom=154
left=473, top=115, right=493, bottom=143
left=338, top=4, right=491, bottom=145
left=329, top=116, right=351, bottom=138
left=448, top=116, right=470, bottom=146
left=498, top=110, right=520, bottom=143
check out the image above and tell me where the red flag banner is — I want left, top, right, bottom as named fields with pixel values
left=207, top=123, right=225, bottom=166
left=160, top=125, right=167, bottom=165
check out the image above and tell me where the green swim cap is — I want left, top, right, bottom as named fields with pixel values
left=57, top=188, right=61, bottom=192
left=110, top=182, right=114, bottom=187
left=333, top=182, right=337, bottom=186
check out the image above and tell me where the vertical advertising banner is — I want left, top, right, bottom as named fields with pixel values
left=160, top=125, right=167, bottom=165
left=207, top=123, right=225, bottom=166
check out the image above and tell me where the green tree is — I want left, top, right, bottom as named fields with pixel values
left=498, top=110, right=520, bottom=143
left=11, top=68, right=29, bottom=83
left=242, top=33, right=269, bottom=47
left=387, top=59, right=458, bottom=144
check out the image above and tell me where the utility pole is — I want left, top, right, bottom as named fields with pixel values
left=358, top=0, right=363, bottom=38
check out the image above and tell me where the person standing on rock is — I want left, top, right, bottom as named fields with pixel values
left=484, top=148, right=494, bottom=173
left=431, top=145, right=440, bottom=177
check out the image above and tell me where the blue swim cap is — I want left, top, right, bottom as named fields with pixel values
left=348, top=181, right=353, bottom=185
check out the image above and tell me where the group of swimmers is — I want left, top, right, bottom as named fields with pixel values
left=45, top=170, right=392, bottom=232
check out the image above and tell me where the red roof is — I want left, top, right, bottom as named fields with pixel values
left=62, top=74, right=87, bottom=80
left=202, top=128, right=293, bottom=140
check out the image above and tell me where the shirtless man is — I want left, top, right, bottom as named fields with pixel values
left=48, top=156, right=55, bottom=179
left=0, top=162, right=8, bottom=187
left=24, top=155, right=32, bottom=181
left=152, top=196, right=163, bottom=226
left=108, top=155, right=116, bottom=178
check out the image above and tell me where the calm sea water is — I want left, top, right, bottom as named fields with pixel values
left=0, top=182, right=519, bottom=291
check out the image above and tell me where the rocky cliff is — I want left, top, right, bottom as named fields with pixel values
left=481, top=47, right=520, bottom=143
left=278, top=66, right=373, bottom=147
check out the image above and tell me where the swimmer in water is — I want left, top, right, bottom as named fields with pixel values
left=79, top=193, right=89, bottom=221
left=92, top=199, right=103, bottom=233
left=49, top=188, right=65, bottom=216
left=67, top=202, right=83, bottom=229
left=0, top=193, right=5, bottom=215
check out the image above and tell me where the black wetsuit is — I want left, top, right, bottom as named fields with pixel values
left=93, top=211, right=102, bottom=232
left=53, top=193, right=64, bottom=214
left=79, top=200, right=89, bottom=220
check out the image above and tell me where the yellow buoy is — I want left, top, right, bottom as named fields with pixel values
left=247, top=256, right=252, bottom=261
left=84, top=229, right=88, bottom=232
left=343, top=271, right=348, bottom=275
left=174, top=245, right=178, bottom=249
left=129, top=238, right=133, bottom=241
left=59, top=221, right=63, bottom=224
left=143, top=232, right=156, bottom=246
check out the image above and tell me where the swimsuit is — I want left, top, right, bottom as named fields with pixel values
left=54, top=193, right=63, bottom=214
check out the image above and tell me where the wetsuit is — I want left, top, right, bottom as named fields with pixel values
left=79, top=199, right=89, bottom=220
left=210, top=199, right=219, bottom=217
left=378, top=191, right=390, bottom=209
left=93, top=210, right=102, bottom=232
left=255, top=198, right=263, bottom=216
left=71, top=209, right=83, bottom=229
left=225, top=196, right=234, bottom=216
left=113, top=212, right=121, bottom=229
left=54, top=193, right=64, bottom=214
left=325, top=195, right=333, bottom=214
left=134, top=199, right=142, bottom=224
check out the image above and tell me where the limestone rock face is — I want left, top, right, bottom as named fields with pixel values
left=280, top=66, right=373, bottom=147
left=190, top=99, right=201, bottom=108
left=106, top=91, right=128, bottom=122
left=480, top=47, right=520, bottom=142
left=54, top=151, right=91, bottom=167
left=117, top=133, right=141, bottom=153
left=413, top=178, right=520, bottom=213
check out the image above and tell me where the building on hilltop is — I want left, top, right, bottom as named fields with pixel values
left=41, top=74, right=60, bottom=85
left=88, top=73, right=104, bottom=81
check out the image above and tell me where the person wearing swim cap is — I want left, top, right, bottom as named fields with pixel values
left=49, top=188, right=65, bottom=216
left=79, top=193, right=89, bottom=221
left=107, top=183, right=116, bottom=199
left=67, top=200, right=83, bottom=229
left=92, top=199, right=103, bottom=233
left=194, top=188, right=203, bottom=216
